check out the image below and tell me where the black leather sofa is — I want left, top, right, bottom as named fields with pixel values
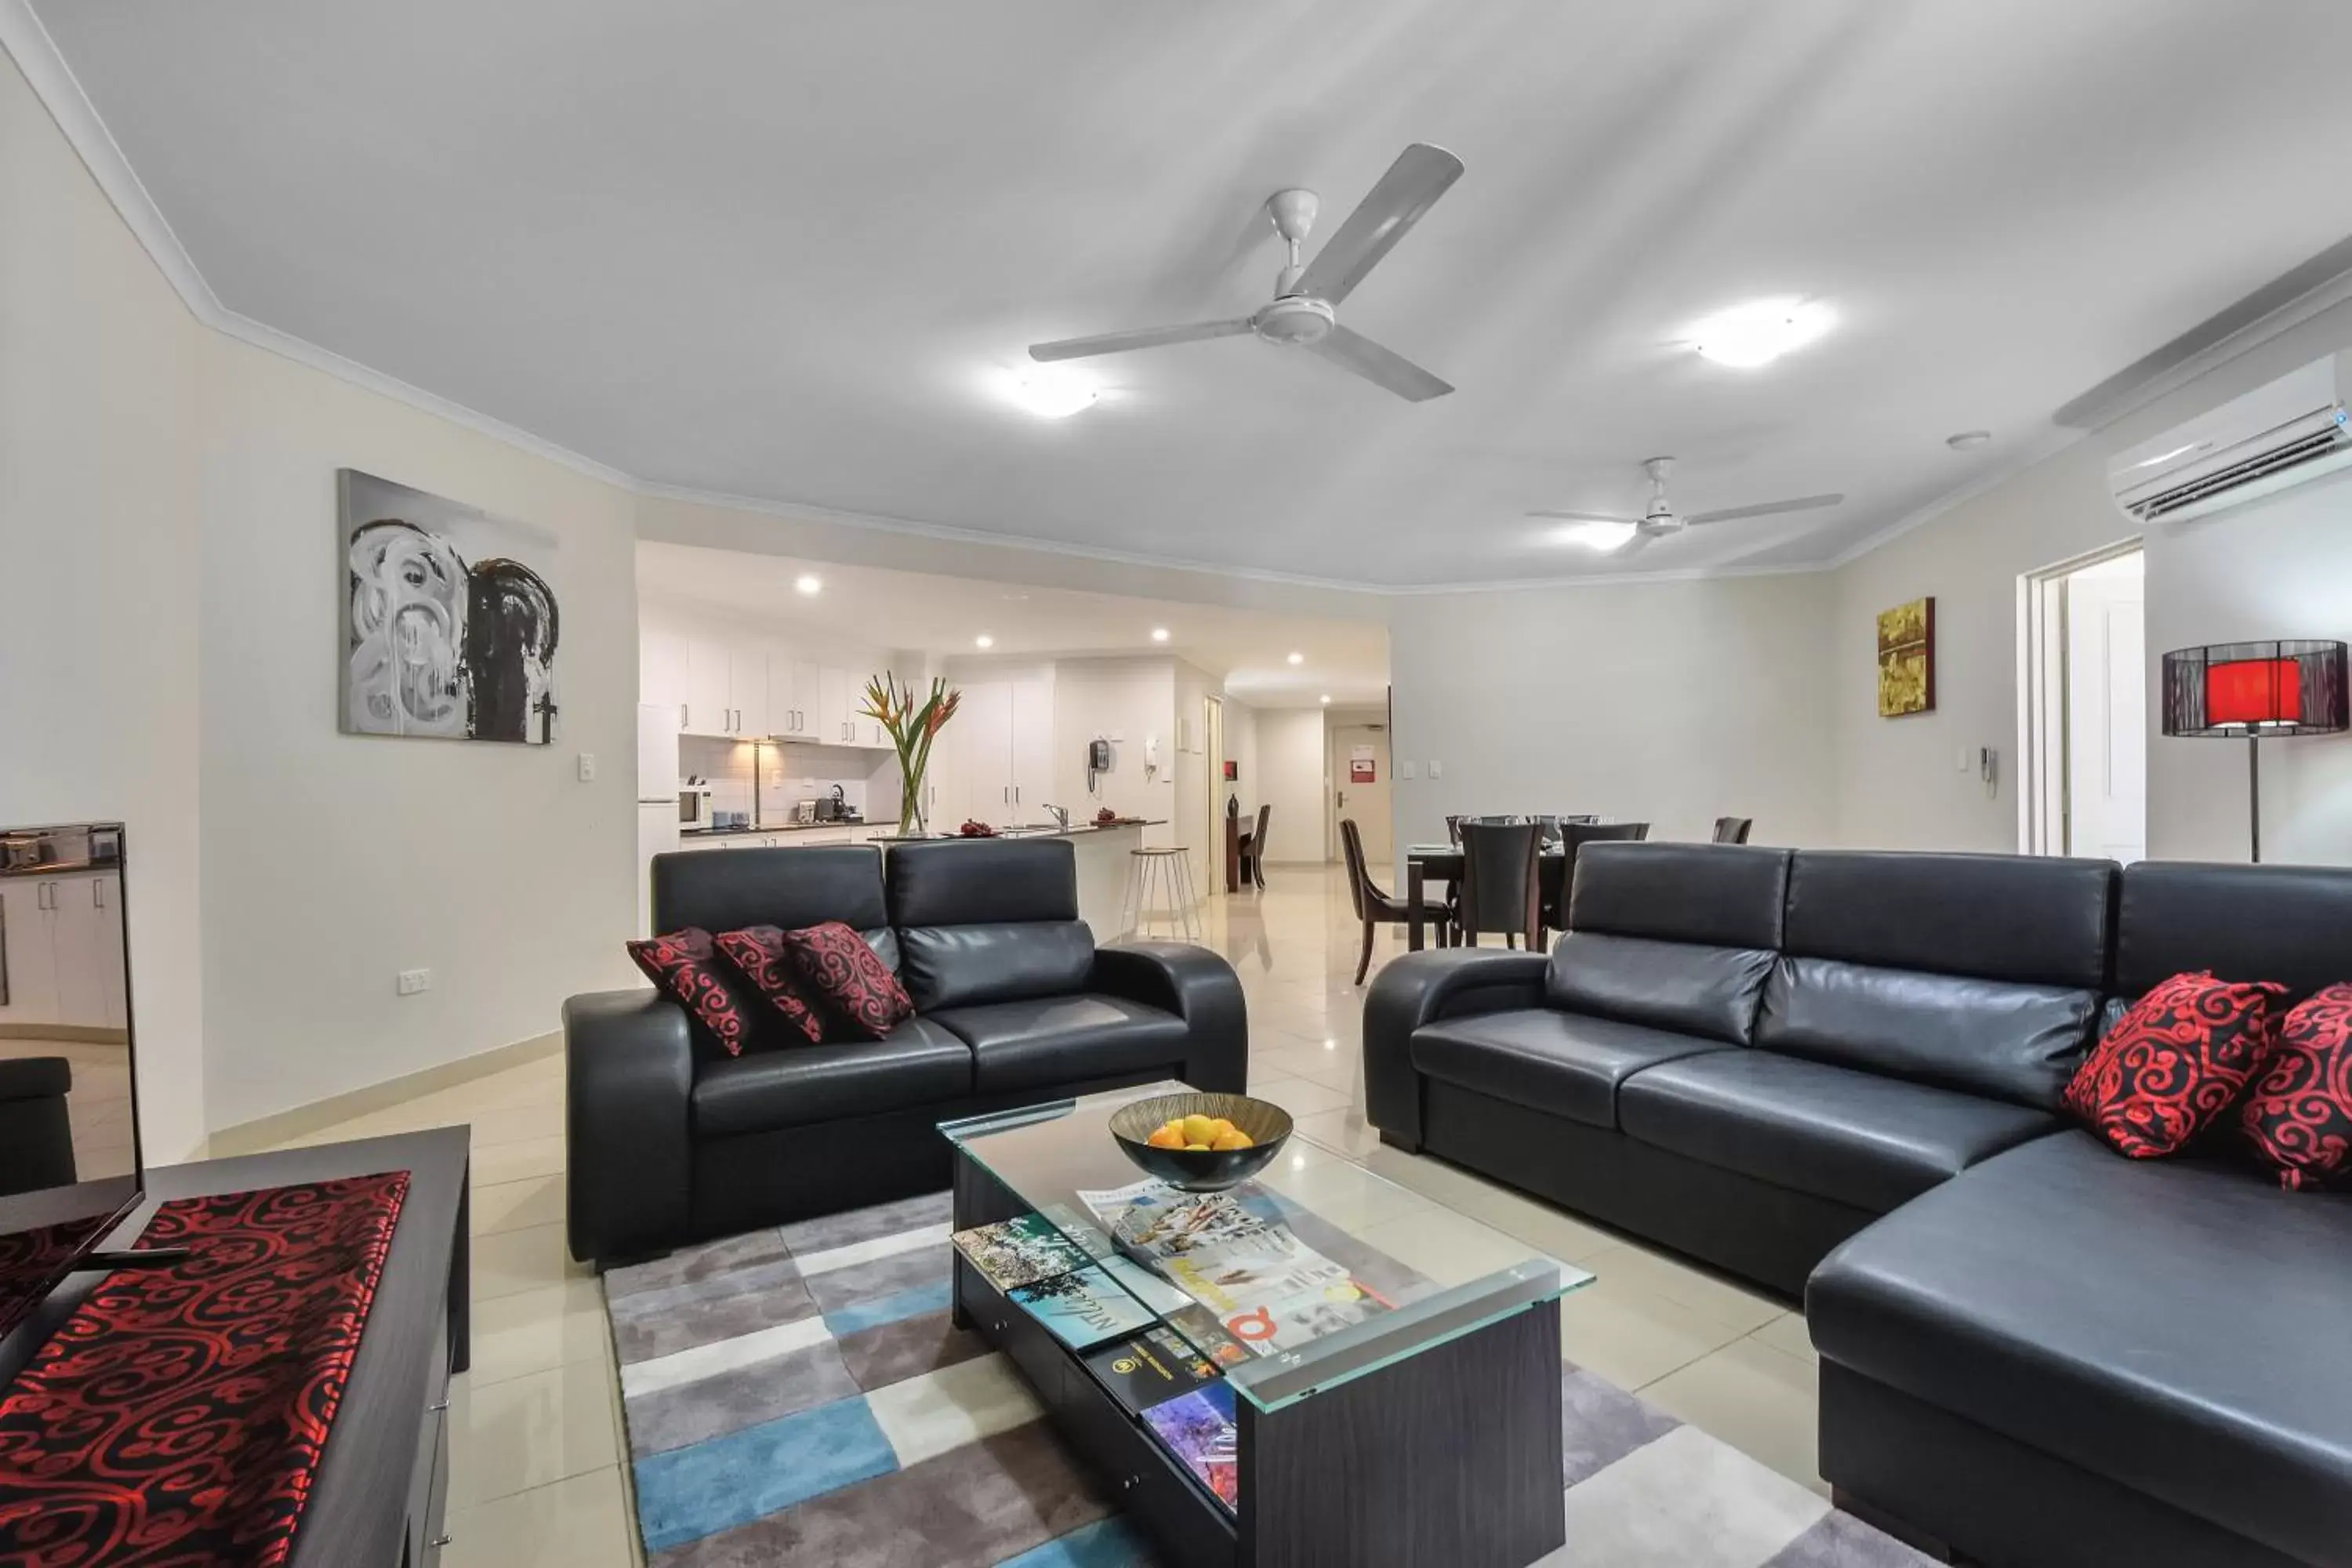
left=567, top=837, right=1246, bottom=1265
left=1367, top=844, right=2352, bottom=1568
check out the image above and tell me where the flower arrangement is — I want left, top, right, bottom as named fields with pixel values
left=860, top=673, right=960, bottom=837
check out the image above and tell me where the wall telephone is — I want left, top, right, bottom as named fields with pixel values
left=1086, top=738, right=1111, bottom=793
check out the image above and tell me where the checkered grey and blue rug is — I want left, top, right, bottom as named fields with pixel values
left=603, top=1190, right=1929, bottom=1566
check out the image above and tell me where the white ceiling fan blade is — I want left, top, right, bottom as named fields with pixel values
left=1683, top=493, right=1846, bottom=526
left=1029, top=318, right=1254, bottom=362
left=1525, top=509, right=1639, bottom=524
left=1305, top=324, right=1452, bottom=401
left=1294, top=143, right=1464, bottom=306
left=1617, top=529, right=1657, bottom=557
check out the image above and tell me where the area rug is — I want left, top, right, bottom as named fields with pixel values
left=603, top=1190, right=1931, bottom=1567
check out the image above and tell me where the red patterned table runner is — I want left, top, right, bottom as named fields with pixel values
left=0, top=1172, right=411, bottom=1566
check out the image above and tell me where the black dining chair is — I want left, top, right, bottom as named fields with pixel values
left=1541, top=821, right=1650, bottom=940
left=1455, top=821, right=1544, bottom=949
left=1236, top=804, right=1272, bottom=890
left=1712, top=815, right=1755, bottom=844
left=1534, top=813, right=1599, bottom=847
left=1340, top=818, right=1450, bottom=984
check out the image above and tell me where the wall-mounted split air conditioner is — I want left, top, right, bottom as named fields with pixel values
left=2108, top=350, right=2352, bottom=524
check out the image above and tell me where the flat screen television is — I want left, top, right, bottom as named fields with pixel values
left=0, top=822, right=141, bottom=1343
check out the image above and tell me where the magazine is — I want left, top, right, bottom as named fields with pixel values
left=1101, top=1254, right=1190, bottom=1315
left=1008, top=1263, right=1160, bottom=1351
left=1036, top=1201, right=1115, bottom=1260
left=1082, top=1325, right=1221, bottom=1415
left=1142, top=1381, right=1240, bottom=1511
left=1163, top=1303, right=1252, bottom=1369
left=949, top=1214, right=1086, bottom=1293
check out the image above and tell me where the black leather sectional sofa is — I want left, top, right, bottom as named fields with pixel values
left=1366, top=843, right=2352, bottom=1568
left=567, top=837, right=1246, bottom=1265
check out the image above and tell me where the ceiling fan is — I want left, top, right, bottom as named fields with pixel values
left=1028, top=143, right=1465, bottom=402
left=1529, top=456, right=1843, bottom=554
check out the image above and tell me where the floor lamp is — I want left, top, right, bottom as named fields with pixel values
left=2160, top=640, right=2348, bottom=862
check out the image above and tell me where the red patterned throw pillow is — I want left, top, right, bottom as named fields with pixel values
left=626, top=927, right=757, bottom=1058
left=714, top=927, right=827, bottom=1044
left=2063, top=971, right=2286, bottom=1159
left=2240, top=982, right=2352, bottom=1189
left=780, top=920, right=913, bottom=1040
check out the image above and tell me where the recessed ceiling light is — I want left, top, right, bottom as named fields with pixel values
left=1000, top=365, right=1098, bottom=419
left=974, top=633, right=994, bottom=649
left=1688, top=298, right=1833, bottom=368
left=793, top=573, right=822, bottom=595
left=1945, top=430, right=1993, bottom=451
left=1150, top=627, right=1171, bottom=643
left=1319, top=695, right=1331, bottom=705
left=1554, top=520, right=1640, bottom=552
left=1287, top=652, right=1305, bottom=666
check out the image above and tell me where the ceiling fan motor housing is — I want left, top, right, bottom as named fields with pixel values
left=1254, top=296, right=1336, bottom=347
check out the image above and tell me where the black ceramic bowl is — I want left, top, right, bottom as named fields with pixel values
left=1109, top=1092, right=1293, bottom=1192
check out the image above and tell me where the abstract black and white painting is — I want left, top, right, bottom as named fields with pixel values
left=339, top=470, right=561, bottom=744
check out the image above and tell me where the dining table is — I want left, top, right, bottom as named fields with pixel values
left=1402, top=842, right=1570, bottom=952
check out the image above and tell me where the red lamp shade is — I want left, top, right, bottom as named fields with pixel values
left=2163, top=641, right=2347, bottom=739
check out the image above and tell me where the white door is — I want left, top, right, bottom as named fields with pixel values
left=961, top=681, right=1014, bottom=823
left=815, top=667, right=851, bottom=746
left=682, top=634, right=733, bottom=735
left=1011, top=675, right=1054, bottom=818
left=2064, top=559, right=2147, bottom=863
left=778, top=659, right=818, bottom=737
left=1330, top=724, right=1393, bottom=868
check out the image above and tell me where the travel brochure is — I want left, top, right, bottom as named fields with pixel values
left=960, top=1178, right=1396, bottom=1516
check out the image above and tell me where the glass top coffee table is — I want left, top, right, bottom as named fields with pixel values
left=941, top=1080, right=1592, bottom=1568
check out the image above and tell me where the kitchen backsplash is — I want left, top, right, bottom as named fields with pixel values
left=679, top=735, right=901, bottom=822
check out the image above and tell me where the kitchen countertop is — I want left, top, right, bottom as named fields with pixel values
left=679, top=820, right=896, bottom=838
left=920, top=818, right=1164, bottom=840
left=0, top=858, right=120, bottom=880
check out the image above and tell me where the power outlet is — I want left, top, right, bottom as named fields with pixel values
left=577, top=752, right=597, bottom=782
left=1428, top=760, right=1443, bottom=779
left=396, top=968, right=431, bottom=996
left=1398, top=760, right=1418, bottom=780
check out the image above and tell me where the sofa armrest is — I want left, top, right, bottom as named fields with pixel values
left=1363, top=951, right=1549, bottom=1149
left=1091, top=942, right=1249, bottom=1094
left=564, top=989, right=695, bottom=1265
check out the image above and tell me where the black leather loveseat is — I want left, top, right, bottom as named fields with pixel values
left=1367, top=844, right=2352, bottom=1568
left=567, top=837, right=1246, bottom=1265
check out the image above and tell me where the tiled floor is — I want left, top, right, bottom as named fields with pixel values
left=253, top=862, right=1820, bottom=1566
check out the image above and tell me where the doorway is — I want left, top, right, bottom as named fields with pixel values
left=1201, top=695, right=1224, bottom=891
left=1330, top=722, right=1392, bottom=868
left=2023, top=545, right=2146, bottom=862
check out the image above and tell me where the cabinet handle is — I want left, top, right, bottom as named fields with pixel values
left=429, top=1399, right=449, bottom=1412
left=429, top=1535, right=453, bottom=1549
left=93, top=880, right=104, bottom=909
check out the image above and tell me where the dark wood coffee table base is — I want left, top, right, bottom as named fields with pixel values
left=951, top=1149, right=1566, bottom=1568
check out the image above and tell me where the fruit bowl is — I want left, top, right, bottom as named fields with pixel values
left=1109, top=1092, right=1293, bottom=1192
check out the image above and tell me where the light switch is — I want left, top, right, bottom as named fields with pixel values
left=1955, top=749, right=1971, bottom=773
left=1399, top=760, right=1418, bottom=780
left=577, top=753, right=597, bottom=782
left=1428, top=760, right=1443, bottom=779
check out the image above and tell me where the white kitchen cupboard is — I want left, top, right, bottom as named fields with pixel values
left=681, top=634, right=733, bottom=735
left=728, top=644, right=772, bottom=737
left=641, top=626, right=687, bottom=716
left=772, top=659, right=819, bottom=739
left=936, top=673, right=1054, bottom=825
left=640, top=608, right=892, bottom=747
left=0, top=872, right=127, bottom=1033
left=1011, top=675, right=1054, bottom=816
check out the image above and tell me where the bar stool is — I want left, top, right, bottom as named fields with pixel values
left=1122, top=844, right=1203, bottom=942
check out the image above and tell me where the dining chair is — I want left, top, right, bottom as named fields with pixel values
left=1711, top=815, right=1755, bottom=844
left=1339, top=819, right=1450, bottom=984
left=1444, top=814, right=1465, bottom=846
left=1455, top=821, right=1544, bottom=949
left=1534, top=813, right=1599, bottom=847
left=1541, top=821, right=1651, bottom=939
left=1236, top=804, right=1272, bottom=890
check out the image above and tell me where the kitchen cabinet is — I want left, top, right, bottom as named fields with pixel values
left=728, top=644, right=772, bottom=737
left=640, top=612, right=891, bottom=747
left=771, top=659, right=819, bottom=739
left=682, top=634, right=733, bottom=735
left=0, top=871, right=127, bottom=1032
left=641, top=626, right=687, bottom=715
left=939, top=673, right=1054, bottom=825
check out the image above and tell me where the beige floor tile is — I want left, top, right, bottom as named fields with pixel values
left=461, top=1101, right=568, bottom=1148
left=1748, top=1310, right=1817, bottom=1363
left=448, top=1359, right=622, bottom=1507
left=440, top=1465, right=636, bottom=1568
left=474, top=1221, right=592, bottom=1301
left=1444, top=1181, right=1623, bottom=1265
left=1254, top=1144, right=1435, bottom=1232
left=473, top=1174, right=564, bottom=1236
left=1250, top=1075, right=1349, bottom=1117
left=472, top=1134, right=567, bottom=1185
left=1353, top=1206, right=1547, bottom=1287
left=1640, top=1334, right=1825, bottom=1496
left=1558, top=1276, right=1752, bottom=1391
left=1576, top=1239, right=1786, bottom=1334
left=1290, top=1105, right=1385, bottom=1160
left=469, top=1278, right=614, bottom=1386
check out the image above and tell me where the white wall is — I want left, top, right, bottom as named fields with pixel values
left=0, top=48, right=207, bottom=1158
left=198, top=334, right=641, bottom=1128
left=1831, top=293, right=2352, bottom=862
left=1390, top=574, right=1838, bottom=851
left=1047, top=657, right=1176, bottom=846
left=1256, top=708, right=1330, bottom=863
left=1172, top=659, right=1213, bottom=887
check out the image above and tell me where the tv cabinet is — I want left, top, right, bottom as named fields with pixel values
left=0, top=1128, right=470, bottom=1568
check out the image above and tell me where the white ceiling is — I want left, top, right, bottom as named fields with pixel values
left=33, top=1, right=2352, bottom=586
left=636, top=543, right=1390, bottom=707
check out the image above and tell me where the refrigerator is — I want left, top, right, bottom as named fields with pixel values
left=636, top=704, right=681, bottom=935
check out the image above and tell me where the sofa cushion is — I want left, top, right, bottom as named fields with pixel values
left=1619, top=1051, right=2059, bottom=1213
left=1411, top=1008, right=1732, bottom=1130
left=929, top=994, right=1190, bottom=1095
left=887, top=837, right=1079, bottom=926
left=1781, top=851, right=2114, bottom=989
left=782, top=921, right=916, bottom=1040
left=712, top=927, right=826, bottom=1044
left=626, top=928, right=760, bottom=1058
left=1807, top=1131, right=2352, bottom=1568
left=2063, top=970, right=2286, bottom=1160
left=1548, top=933, right=1775, bottom=1044
left=654, top=844, right=888, bottom=940
left=2241, top=982, right=2352, bottom=1189
left=2115, top=860, right=2352, bottom=1004
left=896, top=921, right=1096, bottom=1013
left=1757, top=958, right=2101, bottom=1111
left=691, top=1017, right=972, bottom=1136
left=1566, top=842, right=1791, bottom=949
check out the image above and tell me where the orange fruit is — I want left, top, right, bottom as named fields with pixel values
left=1210, top=1130, right=1254, bottom=1151
left=1207, top=1118, right=1236, bottom=1141
left=1145, top=1126, right=1186, bottom=1150
left=1184, top=1142, right=1211, bottom=1152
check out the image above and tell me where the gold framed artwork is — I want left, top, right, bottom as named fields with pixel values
left=1876, top=596, right=1936, bottom=717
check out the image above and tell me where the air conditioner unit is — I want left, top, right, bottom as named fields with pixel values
left=2108, top=350, right=2352, bottom=524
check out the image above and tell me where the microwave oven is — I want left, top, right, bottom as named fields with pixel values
left=678, top=789, right=713, bottom=826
